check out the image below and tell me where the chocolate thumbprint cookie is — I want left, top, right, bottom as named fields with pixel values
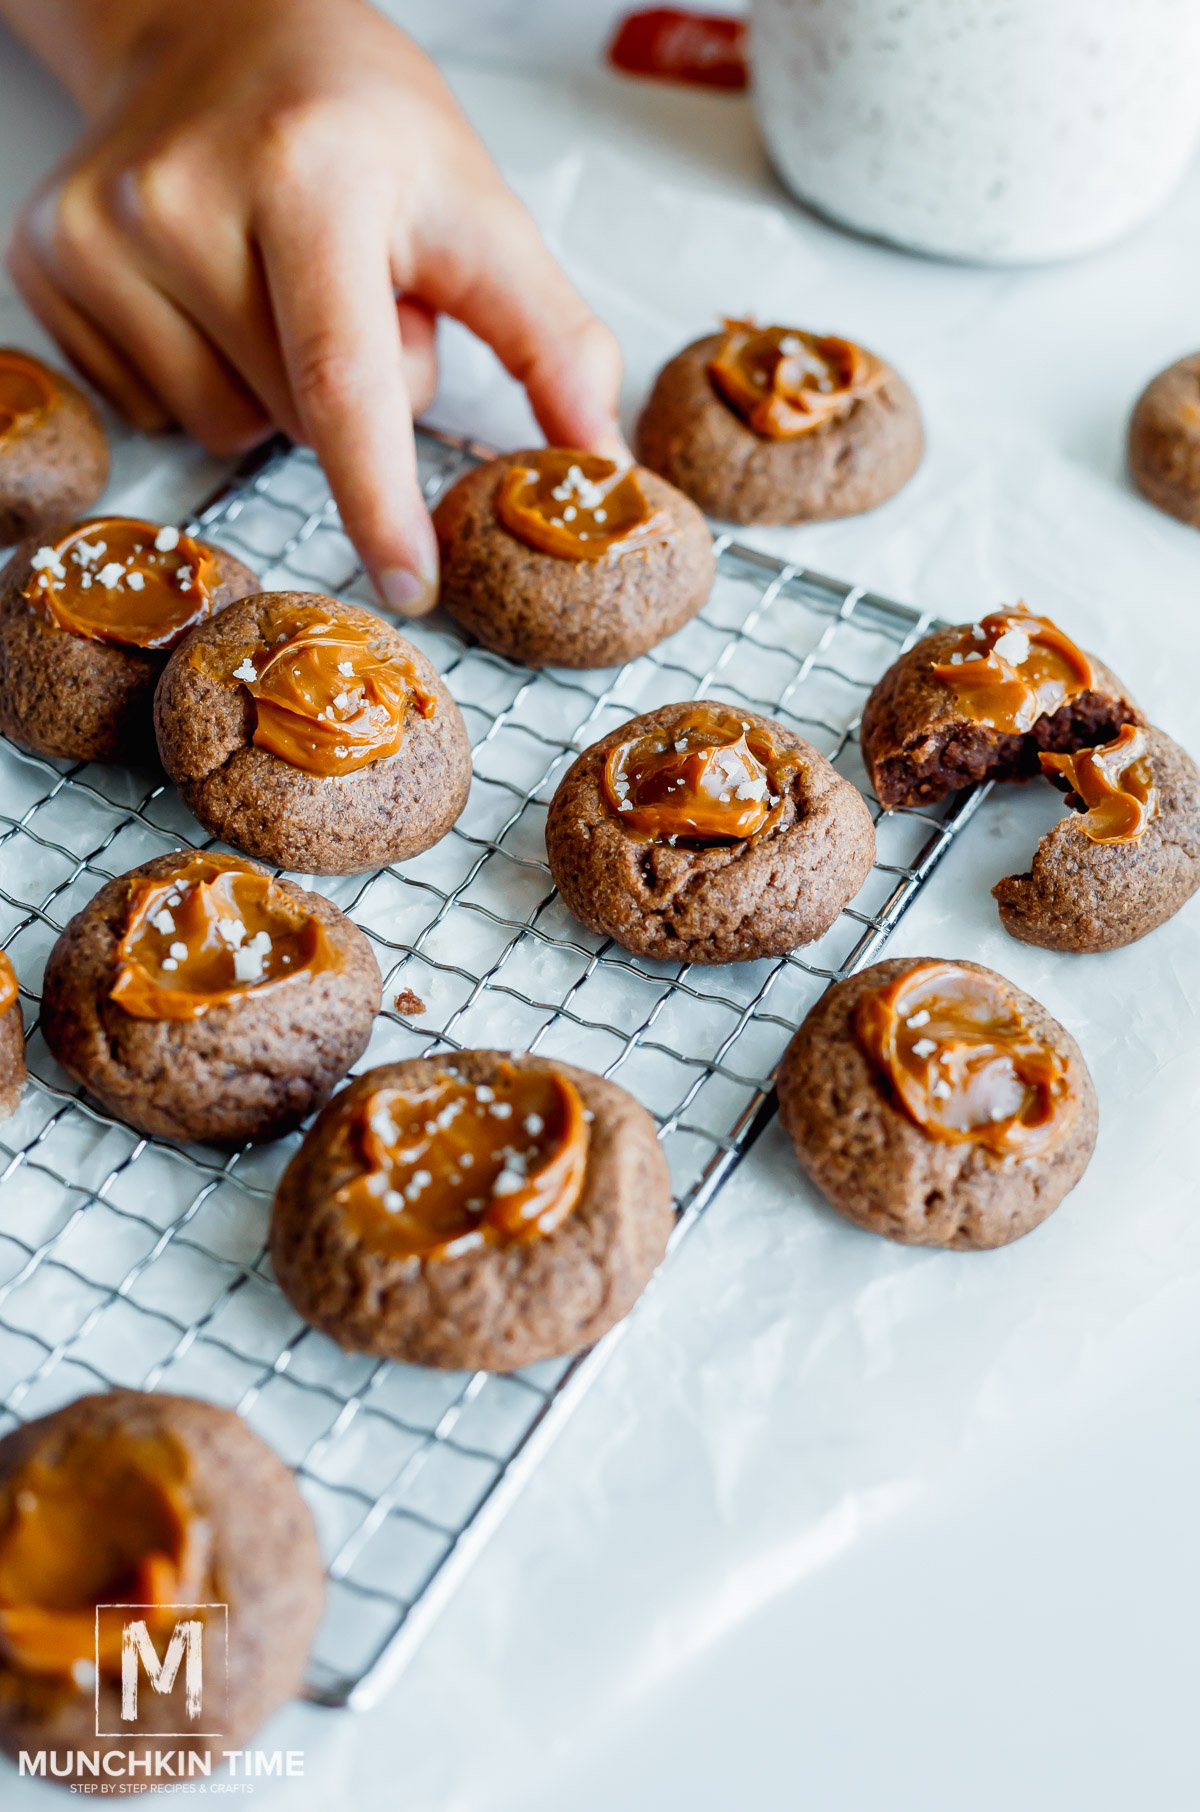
left=271, top=1050, right=673, bottom=1370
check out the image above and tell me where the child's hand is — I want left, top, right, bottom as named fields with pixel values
left=2, top=0, right=623, bottom=612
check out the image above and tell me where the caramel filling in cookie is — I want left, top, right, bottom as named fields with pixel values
left=931, top=607, right=1093, bottom=735
left=0, top=950, right=16, bottom=1016
left=24, top=518, right=217, bottom=652
left=335, top=1062, right=590, bottom=1258
left=0, top=349, right=53, bottom=438
left=602, top=704, right=797, bottom=844
left=707, top=319, right=882, bottom=439
left=855, top=960, right=1075, bottom=1157
left=110, top=852, right=338, bottom=1021
left=496, top=449, right=672, bottom=561
left=231, top=606, right=436, bottom=776
left=1040, top=722, right=1157, bottom=844
left=0, top=1427, right=208, bottom=1678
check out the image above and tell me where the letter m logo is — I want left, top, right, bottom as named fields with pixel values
left=95, top=1603, right=228, bottom=1737
left=121, top=1617, right=204, bottom=1722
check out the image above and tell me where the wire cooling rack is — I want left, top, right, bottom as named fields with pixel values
left=0, top=426, right=987, bottom=1710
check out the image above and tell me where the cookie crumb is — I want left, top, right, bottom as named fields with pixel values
left=393, top=988, right=426, bottom=1015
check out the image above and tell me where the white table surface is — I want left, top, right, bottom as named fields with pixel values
left=3, top=4, right=1200, bottom=1808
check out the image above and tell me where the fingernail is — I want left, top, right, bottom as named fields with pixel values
left=378, top=565, right=438, bottom=617
left=375, top=502, right=440, bottom=616
left=594, top=423, right=632, bottom=465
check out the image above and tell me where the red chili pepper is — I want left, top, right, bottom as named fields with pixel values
left=607, top=8, right=749, bottom=91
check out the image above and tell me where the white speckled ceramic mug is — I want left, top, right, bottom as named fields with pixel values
left=751, top=0, right=1200, bottom=264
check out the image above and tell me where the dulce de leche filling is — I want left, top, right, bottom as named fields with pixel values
left=23, top=519, right=217, bottom=652
left=1040, top=723, right=1157, bottom=845
left=707, top=319, right=882, bottom=439
left=855, top=960, right=1075, bottom=1158
left=0, top=1427, right=209, bottom=1680
left=495, top=450, right=672, bottom=561
left=232, top=606, right=436, bottom=776
left=602, top=705, right=797, bottom=845
left=0, top=950, right=16, bottom=1017
left=931, top=607, right=1093, bottom=735
left=110, top=852, right=338, bottom=1022
left=0, top=349, right=53, bottom=439
left=334, top=1062, right=590, bottom=1259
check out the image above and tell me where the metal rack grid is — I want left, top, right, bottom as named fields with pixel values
left=0, top=427, right=987, bottom=1710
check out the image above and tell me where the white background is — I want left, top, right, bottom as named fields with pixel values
left=3, top=2, right=1200, bottom=1807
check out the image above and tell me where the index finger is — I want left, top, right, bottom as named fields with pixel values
left=259, top=197, right=438, bottom=616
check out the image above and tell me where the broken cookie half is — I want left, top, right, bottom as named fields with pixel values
left=994, top=721, right=1200, bottom=952
left=860, top=604, right=1139, bottom=811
